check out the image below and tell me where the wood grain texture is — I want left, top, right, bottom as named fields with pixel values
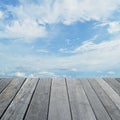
left=116, top=78, right=120, bottom=83
left=80, top=78, right=111, bottom=120
left=103, top=78, right=120, bottom=95
left=48, top=78, right=71, bottom=120
left=1, top=78, right=38, bottom=120
left=67, top=78, right=96, bottom=120
left=0, top=78, right=12, bottom=94
left=89, top=78, right=120, bottom=120
left=96, top=78, right=120, bottom=110
left=0, top=78, right=120, bottom=120
left=25, top=78, right=52, bottom=120
left=0, top=78, right=25, bottom=118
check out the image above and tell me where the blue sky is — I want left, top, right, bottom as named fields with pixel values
left=0, top=0, right=120, bottom=77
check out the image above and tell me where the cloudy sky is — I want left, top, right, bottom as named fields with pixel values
left=0, top=0, right=120, bottom=77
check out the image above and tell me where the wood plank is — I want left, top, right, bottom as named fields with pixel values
left=0, top=78, right=25, bottom=118
left=25, top=78, right=52, bottom=120
left=80, top=78, right=111, bottom=120
left=115, top=78, right=120, bottom=83
left=48, top=78, right=71, bottom=120
left=66, top=78, right=96, bottom=120
left=0, top=78, right=12, bottom=94
left=103, top=78, right=120, bottom=95
left=89, top=78, right=120, bottom=120
left=96, top=78, right=120, bottom=110
left=1, top=78, right=39, bottom=120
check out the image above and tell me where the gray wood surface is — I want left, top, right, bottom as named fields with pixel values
left=48, top=78, right=71, bottom=120
left=0, top=78, right=120, bottom=120
left=25, top=78, right=52, bottom=120
left=96, top=78, right=120, bottom=110
left=80, top=78, right=111, bottom=120
left=66, top=78, right=96, bottom=120
left=1, top=78, right=38, bottom=120
left=89, top=78, right=120, bottom=120
left=0, top=78, right=12, bottom=94
left=0, top=78, right=25, bottom=118
left=116, top=78, right=120, bottom=83
left=103, top=78, right=120, bottom=95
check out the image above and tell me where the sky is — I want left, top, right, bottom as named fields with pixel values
left=0, top=0, right=120, bottom=78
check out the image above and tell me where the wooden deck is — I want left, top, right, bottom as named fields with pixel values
left=0, top=78, right=120, bottom=120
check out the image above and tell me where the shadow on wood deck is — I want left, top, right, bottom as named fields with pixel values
left=0, top=78, right=120, bottom=120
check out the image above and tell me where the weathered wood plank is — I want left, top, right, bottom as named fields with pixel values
left=0, top=78, right=12, bottom=94
left=89, top=78, right=120, bottom=120
left=1, top=78, right=120, bottom=120
left=96, top=78, right=120, bottom=110
left=1, top=78, right=39, bottom=120
left=0, top=78, right=25, bottom=118
left=103, top=78, right=120, bottom=95
left=25, top=78, right=52, bottom=120
left=67, top=78, right=96, bottom=120
left=48, top=78, right=71, bottom=120
left=80, top=78, right=111, bottom=120
left=115, top=78, right=120, bottom=83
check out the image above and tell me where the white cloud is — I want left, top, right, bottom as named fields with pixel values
left=1, top=0, right=120, bottom=77
left=72, top=41, right=95, bottom=53
left=0, top=0, right=119, bottom=40
left=5, top=19, right=47, bottom=39
left=28, top=74, right=35, bottom=78
left=36, top=49, right=48, bottom=53
left=8, top=0, right=120, bottom=25
left=59, top=48, right=68, bottom=52
left=0, top=11, right=3, bottom=19
left=38, top=71, right=56, bottom=77
left=59, top=35, right=99, bottom=54
left=69, top=68, right=78, bottom=72
left=95, top=21, right=120, bottom=34
left=68, top=37, right=120, bottom=54
left=108, top=22, right=120, bottom=33
left=16, top=72, right=25, bottom=77
left=107, top=71, right=116, bottom=75
left=1, top=38, right=120, bottom=72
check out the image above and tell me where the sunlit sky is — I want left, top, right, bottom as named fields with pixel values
left=0, top=0, right=120, bottom=77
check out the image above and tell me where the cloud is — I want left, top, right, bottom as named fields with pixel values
left=0, top=19, right=47, bottom=39
left=38, top=71, right=56, bottom=77
left=0, top=0, right=120, bottom=77
left=107, top=71, right=116, bottom=75
left=69, top=68, right=78, bottom=72
left=7, top=0, right=120, bottom=25
left=36, top=49, right=48, bottom=53
left=108, top=22, right=120, bottom=33
left=59, top=35, right=99, bottom=54
left=0, top=11, right=3, bottom=19
left=59, top=48, right=68, bottom=52
left=66, top=36, right=120, bottom=54
left=16, top=71, right=25, bottom=77
left=1, top=37, right=120, bottom=73
left=95, top=21, right=120, bottom=34
left=0, top=0, right=120, bottom=40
